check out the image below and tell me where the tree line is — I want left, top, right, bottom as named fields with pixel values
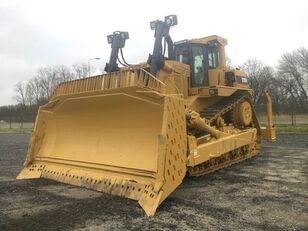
left=241, top=47, right=308, bottom=113
left=14, top=63, right=89, bottom=107
left=0, top=47, right=308, bottom=125
left=0, top=63, right=89, bottom=127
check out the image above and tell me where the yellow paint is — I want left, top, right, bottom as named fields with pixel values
left=17, top=35, right=275, bottom=216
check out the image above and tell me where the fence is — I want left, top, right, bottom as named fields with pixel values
left=255, top=103, right=308, bottom=125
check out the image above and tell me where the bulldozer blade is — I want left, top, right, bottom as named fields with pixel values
left=17, top=87, right=187, bottom=216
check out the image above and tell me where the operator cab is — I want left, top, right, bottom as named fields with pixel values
left=175, top=38, right=220, bottom=87
left=145, top=16, right=248, bottom=92
left=174, top=35, right=249, bottom=90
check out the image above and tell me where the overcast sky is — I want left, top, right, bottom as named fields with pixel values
left=0, top=0, right=307, bottom=105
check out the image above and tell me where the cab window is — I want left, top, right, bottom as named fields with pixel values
left=192, top=46, right=205, bottom=86
left=175, top=45, right=189, bottom=64
left=208, top=46, right=219, bottom=69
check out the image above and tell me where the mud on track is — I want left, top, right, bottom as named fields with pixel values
left=0, top=133, right=307, bottom=231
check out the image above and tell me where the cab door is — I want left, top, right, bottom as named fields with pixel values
left=190, top=45, right=209, bottom=87
left=175, top=44, right=209, bottom=88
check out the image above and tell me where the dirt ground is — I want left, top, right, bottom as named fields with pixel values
left=0, top=134, right=307, bottom=231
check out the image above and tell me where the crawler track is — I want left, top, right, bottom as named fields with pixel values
left=188, top=141, right=259, bottom=176
left=190, top=91, right=260, bottom=176
left=200, top=91, right=248, bottom=124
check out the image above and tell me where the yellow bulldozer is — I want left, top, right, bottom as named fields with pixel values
left=17, top=15, right=276, bottom=216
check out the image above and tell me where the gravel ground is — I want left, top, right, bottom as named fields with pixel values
left=0, top=133, right=307, bottom=231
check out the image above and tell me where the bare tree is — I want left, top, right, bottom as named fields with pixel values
left=72, top=63, right=88, bottom=79
left=35, top=65, right=75, bottom=100
left=14, top=82, right=27, bottom=105
left=25, top=81, right=35, bottom=106
left=56, top=65, right=74, bottom=82
left=37, top=67, right=57, bottom=99
left=294, top=47, right=308, bottom=73
left=14, top=82, right=27, bottom=129
left=241, top=59, right=274, bottom=106
left=27, top=77, right=44, bottom=106
left=277, top=47, right=308, bottom=111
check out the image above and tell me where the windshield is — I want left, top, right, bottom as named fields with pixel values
left=175, top=45, right=190, bottom=64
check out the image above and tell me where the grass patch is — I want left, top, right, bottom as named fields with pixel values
left=0, top=122, right=34, bottom=133
left=0, top=127, right=33, bottom=133
left=257, top=113, right=308, bottom=124
left=275, top=124, right=308, bottom=134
